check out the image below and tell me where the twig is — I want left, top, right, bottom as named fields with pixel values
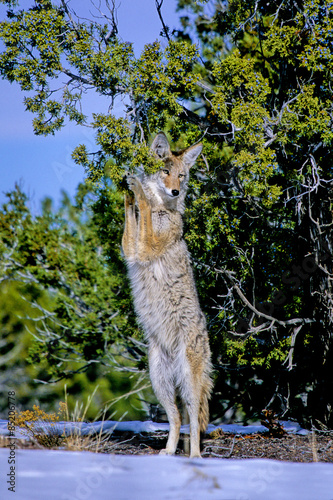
left=61, top=0, right=80, bottom=35
left=155, top=0, right=170, bottom=40
left=202, top=434, right=238, bottom=458
left=310, top=431, right=319, bottom=462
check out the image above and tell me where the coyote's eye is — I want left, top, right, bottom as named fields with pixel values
left=179, top=173, right=185, bottom=179
left=162, top=169, right=169, bottom=175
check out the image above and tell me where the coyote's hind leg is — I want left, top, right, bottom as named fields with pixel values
left=149, top=346, right=181, bottom=455
left=181, top=361, right=203, bottom=458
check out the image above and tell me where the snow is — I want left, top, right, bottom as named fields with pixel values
left=1, top=420, right=332, bottom=500
left=1, top=449, right=333, bottom=500
left=0, top=418, right=309, bottom=440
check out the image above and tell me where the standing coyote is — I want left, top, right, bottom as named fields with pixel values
left=122, top=132, right=212, bottom=458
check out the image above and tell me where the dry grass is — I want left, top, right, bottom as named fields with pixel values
left=12, top=386, right=113, bottom=453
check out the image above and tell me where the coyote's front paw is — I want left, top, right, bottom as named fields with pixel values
left=125, top=174, right=145, bottom=199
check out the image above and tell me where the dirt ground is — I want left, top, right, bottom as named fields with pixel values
left=99, top=429, right=333, bottom=462
left=1, top=429, right=332, bottom=462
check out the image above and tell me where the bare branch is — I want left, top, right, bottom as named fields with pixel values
left=215, top=267, right=314, bottom=328
left=155, top=0, right=171, bottom=40
left=60, top=0, right=80, bottom=35
left=283, top=324, right=303, bottom=371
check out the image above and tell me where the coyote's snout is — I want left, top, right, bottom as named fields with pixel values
left=122, top=132, right=213, bottom=458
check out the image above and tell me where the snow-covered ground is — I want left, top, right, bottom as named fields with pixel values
left=0, top=418, right=310, bottom=440
left=1, top=448, right=333, bottom=500
left=0, top=420, right=332, bottom=500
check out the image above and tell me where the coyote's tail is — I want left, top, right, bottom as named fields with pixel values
left=199, top=365, right=213, bottom=432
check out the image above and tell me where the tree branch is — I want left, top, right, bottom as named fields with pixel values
left=215, top=267, right=314, bottom=328
left=155, top=0, right=171, bottom=40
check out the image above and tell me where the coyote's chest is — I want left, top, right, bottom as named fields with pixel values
left=151, top=208, right=181, bottom=239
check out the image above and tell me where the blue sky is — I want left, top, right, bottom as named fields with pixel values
left=0, top=0, right=180, bottom=212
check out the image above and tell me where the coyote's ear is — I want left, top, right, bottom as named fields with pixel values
left=182, top=143, right=203, bottom=168
left=151, top=132, right=171, bottom=159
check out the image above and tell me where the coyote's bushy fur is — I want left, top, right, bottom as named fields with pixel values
left=122, top=132, right=213, bottom=458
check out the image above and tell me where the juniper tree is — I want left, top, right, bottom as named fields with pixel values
left=0, top=0, right=332, bottom=425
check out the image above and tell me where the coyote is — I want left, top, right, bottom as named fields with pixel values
left=122, top=132, right=212, bottom=458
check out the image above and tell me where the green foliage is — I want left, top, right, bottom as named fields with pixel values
left=1, top=0, right=332, bottom=426
left=0, top=184, right=148, bottom=419
left=178, top=0, right=333, bottom=426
